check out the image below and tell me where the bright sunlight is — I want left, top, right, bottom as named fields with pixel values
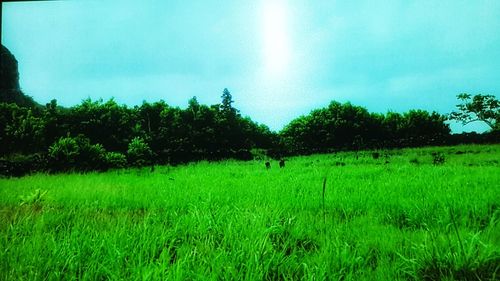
left=260, top=0, right=292, bottom=77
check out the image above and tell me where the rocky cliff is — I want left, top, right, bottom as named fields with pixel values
left=1, top=44, right=37, bottom=107
left=1, top=44, right=21, bottom=91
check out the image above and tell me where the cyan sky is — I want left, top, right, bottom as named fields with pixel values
left=3, top=0, right=500, bottom=132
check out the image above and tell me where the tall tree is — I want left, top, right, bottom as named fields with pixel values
left=220, top=88, right=235, bottom=115
left=450, top=93, right=499, bottom=131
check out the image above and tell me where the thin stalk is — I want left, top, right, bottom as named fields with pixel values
left=322, top=177, right=327, bottom=226
left=449, top=208, right=467, bottom=264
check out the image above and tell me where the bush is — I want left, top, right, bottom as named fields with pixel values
left=105, top=152, right=127, bottom=169
left=78, top=141, right=107, bottom=171
left=0, top=153, right=48, bottom=177
left=48, top=136, right=108, bottom=172
left=48, top=137, right=80, bottom=171
left=76, top=136, right=107, bottom=171
left=431, top=152, right=445, bottom=165
left=127, top=137, right=153, bottom=166
left=409, top=158, right=420, bottom=165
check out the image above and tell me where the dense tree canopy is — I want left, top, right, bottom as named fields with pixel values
left=0, top=89, right=277, bottom=173
left=1, top=87, right=497, bottom=176
left=2, top=43, right=495, bottom=175
left=280, top=101, right=450, bottom=153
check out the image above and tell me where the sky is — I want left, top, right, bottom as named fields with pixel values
left=3, top=0, right=500, bottom=132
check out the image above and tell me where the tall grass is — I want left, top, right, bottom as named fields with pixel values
left=0, top=144, right=499, bottom=280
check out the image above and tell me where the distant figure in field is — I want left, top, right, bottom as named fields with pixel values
left=279, top=159, right=285, bottom=168
left=265, top=161, right=271, bottom=169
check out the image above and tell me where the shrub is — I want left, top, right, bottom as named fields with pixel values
left=431, top=152, right=445, bottom=165
left=410, top=158, right=420, bottom=165
left=78, top=141, right=107, bottom=171
left=48, top=136, right=108, bottom=172
left=127, top=137, right=153, bottom=166
left=105, top=152, right=127, bottom=169
left=48, top=137, right=80, bottom=171
left=0, top=153, right=47, bottom=177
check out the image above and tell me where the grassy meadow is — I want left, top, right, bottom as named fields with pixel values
left=1, top=144, right=499, bottom=280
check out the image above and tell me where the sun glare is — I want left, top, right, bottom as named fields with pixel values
left=261, top=0, right=291, bottom=77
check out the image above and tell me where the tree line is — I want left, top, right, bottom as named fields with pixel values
left=0, top=89, right=498, bottom=176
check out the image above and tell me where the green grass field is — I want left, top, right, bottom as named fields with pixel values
left=1, top=144, right=499, bottom=280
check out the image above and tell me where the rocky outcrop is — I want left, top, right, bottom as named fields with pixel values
left=1, top=44, right=21, bottom=91
left=1, top=44, right=37, bottom=107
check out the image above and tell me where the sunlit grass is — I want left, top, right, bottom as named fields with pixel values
left=1, top=144, right=499, bottom=280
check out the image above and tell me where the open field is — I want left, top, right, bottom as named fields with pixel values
left=1, top=144, right=499, bottom=280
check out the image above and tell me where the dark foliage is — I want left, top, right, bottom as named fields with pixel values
left=449, top=93, right=499, bottom=131
left=48, top=135, right=109, bottom=172
left=0, top=89, right=276, bottom=174
left=0, top=81, right=498, bottom=175
left=431, top=152, right=445, bottom=165
left=0, top=153, right=47, bottom=177
left=1, top=45, right=39, bottom=108
left=280, top=101, right=451, bottom=154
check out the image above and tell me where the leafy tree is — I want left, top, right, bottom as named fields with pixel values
left=281, top=101, right=377, bottom=152
left=187, top=96, right=201, bottom=119
left=185, top=97, right=218, bottom=157
left=43, top=99, right=68, bottom=148
left=70, top=98, right=134, bottom=152
left=127, top=137, right=153, bottom=166
left=137, top=100, right=170, bottom=153
left=450, top=93, right=499, bottom=131
left=382, top=112, right=405, bottom=143
left=2, top=105, right=45, bottom=154
left=0, top=103, right=20, bottom=155
left=280, top=115, right=311, bottom=154
left=400, top=110, right=450, bottom=146
left=157, top=106, right=193, bottom=163
left=280, top=101, right=451, bottom=154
